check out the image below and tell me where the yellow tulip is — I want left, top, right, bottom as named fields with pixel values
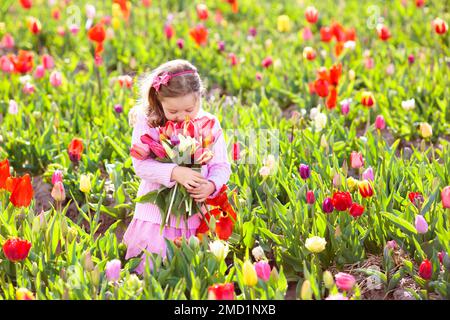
left=112, top=3, right=122, bottom=18
left=112, top=17, right=121, bottom=30
left=347, top=177, right=359, bottom=192
left=305, top=236, right=326, bottom=253
left=277, top=15, right=291, bottom=32
left=419, top=122, right=432, bottom=138
left=323, top=271, right=334, bottom=289
left=300, top=280, right=312, bottom=300
left=16, top=288, right=35, bottom=300
left=243, top=260, right=258, bottom=286
left=80, top=174, right=91, bottom=193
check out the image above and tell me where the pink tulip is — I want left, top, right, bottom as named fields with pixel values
left=1, top=34, right=15, bottom=49
left=42, top=54, right=54, bottom=70
left=51, top=169, right=63, bottom=185
left=1, top=56, right=14, bottom=73
left=140, top=136, right=166, bottom=159
left=362, top=167, right=374, bottom=181
left=22, top=83, right=35, bottom=94
left=386, top=63, right=395, bottom=75
left=335, top=272, right=356, bottom=291
left=85, top=4, right=96, bottom=20
left=302, top=27, right=313, bottom=41
left=69, top=24, right=80, bottom=35
left=255, top=72, right=263, bottom=81
left=105, top=259, right=121, bottom=282
left=306, top=190, right=315, bottom=204
left=386, top=240, right=398, bottom=250
left=415, top=215, right=428, bottom=234
left=442, top=186, right=450, bottom=209
left=51, top=181, right=65, bottom=202
left=350, top=151, right=364, bottom=169
left=50, top=70, right=62, bottom=87
left=340, top=99, right=351, bottom=116
left=130, top=142, right=150, bottom=160
left=34, top=65, right=45, bottom=79
left=364, top=57, right=374, bottom=69
left=57, top=26, right=66, bottom=36
left=375, top=115, right=386, bottom=130
left=176, top=38, right=184, bottom=49
left=8, top=99, right=18, bottom=115
left=254, top=261, right=271, bottom=281
left=262, top=56, right=273, bottom=68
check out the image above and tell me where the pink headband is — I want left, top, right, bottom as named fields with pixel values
left=152, top=69, right=197, bottom=92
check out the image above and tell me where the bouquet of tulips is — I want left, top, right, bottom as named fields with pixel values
left=130, top=116, right=222, bottom=230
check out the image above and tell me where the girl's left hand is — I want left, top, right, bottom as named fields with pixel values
left=187, top=181, right=216, bottom=202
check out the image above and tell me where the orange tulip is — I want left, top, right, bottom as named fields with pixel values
left=326, top=87, right=337, bottom=110
left=329, top=63, right=342, bottom=86
left=10, top=50, right=34, bottom=74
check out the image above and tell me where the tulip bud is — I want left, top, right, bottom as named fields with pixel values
left=323, top=271, right=334, bottom=289
left=347, top=177, right=359, bottom=192
left=91, top=266, right=100, bottom=287
left=105, top=259, right=122, bottom=282
left=270, top=267, right=279, bottom=282
left=306, top=190, right=315, bottom=205
left=176, top=38, right=184, bottom=49
left=350, top=151, right=364, bottom=169
left=418, top=259, right=432, bottom=280
left=31, top=261, right=39, bottom=276
left=50, top=70, right=63, bottom=87
left=82, top=251, right=94, bottom=272
left=300, top=280, right=312, bottom=300
left=299, top=164, right=310, bottom=180
left=322, top=197, right=334, bottom=213
left=242, top=260, right=258, bottom=286
left=362, top=167, right=374, bottom=181
left=254, top=261, right=271, bottom=281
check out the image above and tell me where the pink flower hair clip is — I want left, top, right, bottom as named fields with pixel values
left=152, top=69, right=197, bottom=92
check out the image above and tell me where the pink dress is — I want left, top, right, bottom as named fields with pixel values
left=123, top=107, right=231, bottom=274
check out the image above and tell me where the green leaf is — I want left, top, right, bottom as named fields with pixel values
left=382, top=211, right=417, bottom=234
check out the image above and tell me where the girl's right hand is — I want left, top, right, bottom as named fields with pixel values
left=171, top=166, right=208, bottom=189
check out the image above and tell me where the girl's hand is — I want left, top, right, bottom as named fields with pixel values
left=171, top=166, right=208, bottom=189
left=187, top=181, right=216, bottom=203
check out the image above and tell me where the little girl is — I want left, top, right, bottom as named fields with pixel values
left=124, top=59, right=231, bottom=274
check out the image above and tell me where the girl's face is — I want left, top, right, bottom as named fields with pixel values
left=160, top=92, right=200, bottom=123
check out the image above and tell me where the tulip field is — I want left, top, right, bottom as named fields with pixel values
left=1, top=0, right=450, bottom=301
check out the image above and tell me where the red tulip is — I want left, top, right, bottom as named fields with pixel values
left=432, top=18, right=448, bottom=35
left=332, top=191, right=352, bottom=211
left=415, top=0, right=425, bottom=7
left=316, top=67, right=329, bottom=81
left=345, top=28, right=356, bottom=41
left=10, top=50, right=34, bottom=74
left=331, top=21, right=346, bottom=42
left=208, top=283, right=235, bottom=300
left=29, top=18, right=42, bottom=35
left=0, top=159, right=10, bottom=190
left=326, top=87, right=337, bottom=110
left=305, top=6, right=318, bottom=24
left=232, top=142, right=240, bottom=161
left=6, top=174, right=34, bottom=208
left=68, top=138, right=84, bottom=163
left=376, top=24, right=391, bottom=41
left=320, top=27, right=333, bottom=42
left=189, top=24, right=208, bottom=46
left=408, top=192, right=424, bottom=208
left=196, top=4, right=209, bottom=20
left=329, top=63, right=342, bottom=86
left=314, top=79, right=329, bottom=98
left=349, top=203, right=364, bottom=218
left=216, top=211, right=234, bottom=240
left=418, top=259, right=432, bottom=280
left=20, top=0, right=32, bottom=9
left=3, top=237, right=32, bottom=262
